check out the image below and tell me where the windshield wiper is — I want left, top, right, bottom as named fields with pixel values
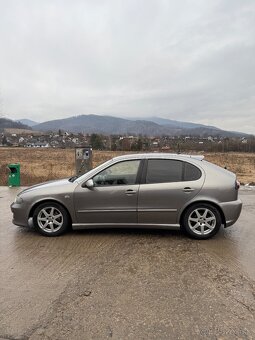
left=68, top=176, right=78, bottom=182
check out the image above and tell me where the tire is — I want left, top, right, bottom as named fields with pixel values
left=181, top=203, right=222, bottom=239
left=33, top=202, right=70, bottom=236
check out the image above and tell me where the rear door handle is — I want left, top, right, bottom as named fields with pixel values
left=125, top=189, right=137, bottom=195
left=183, top=187, right=194, bottom=192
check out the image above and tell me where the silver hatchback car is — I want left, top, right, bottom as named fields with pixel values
left=11, top=153, right=242, bottom=239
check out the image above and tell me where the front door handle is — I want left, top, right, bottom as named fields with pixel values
left=183, top=187, right=195, bottom=193
left=125, top=189, right=137, bottom=196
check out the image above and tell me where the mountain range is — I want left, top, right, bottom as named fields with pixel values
left=1, top=114, right=250, bottom=137
left=33, top=114, right=249, bottom=137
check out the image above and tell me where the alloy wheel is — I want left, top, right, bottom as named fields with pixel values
left=188, top=208, right=216, bottom=236
left=37, top=207, right=63, bottom=233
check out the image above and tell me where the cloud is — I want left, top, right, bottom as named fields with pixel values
left=0, top=0, right=254, bottom=133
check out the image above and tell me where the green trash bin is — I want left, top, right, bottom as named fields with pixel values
left=7, top=163, right=21, bottom=187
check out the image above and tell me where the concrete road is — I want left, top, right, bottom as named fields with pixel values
left=0, top=187, right=254, bottom=340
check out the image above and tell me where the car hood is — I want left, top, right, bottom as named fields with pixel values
left=18, top=178, right=73, bottom=196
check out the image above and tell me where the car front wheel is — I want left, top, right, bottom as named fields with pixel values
left=181, top=203, right=222, bottom=239
left=33, top=202, right=70, bottom=236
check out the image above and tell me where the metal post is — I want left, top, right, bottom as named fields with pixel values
left=75, top=147, right=93, bottom=176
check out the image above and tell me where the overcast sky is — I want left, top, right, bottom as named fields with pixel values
left=0, top=0, right=254, bottom=133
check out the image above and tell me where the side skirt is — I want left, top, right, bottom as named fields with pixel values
left=72, top=223, right=180, bottom=230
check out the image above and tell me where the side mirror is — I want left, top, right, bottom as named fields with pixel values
left=84, top=179, right=94, bottom=189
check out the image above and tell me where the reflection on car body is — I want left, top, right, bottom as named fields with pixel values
left=11, top=153, right=242, bottom=239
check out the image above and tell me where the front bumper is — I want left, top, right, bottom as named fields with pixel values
left=11, top=202, right=30, bottom=228
left=219, top=198, right=242, bottom=227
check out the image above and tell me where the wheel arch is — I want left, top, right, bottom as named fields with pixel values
left=29, top=199, right=73, bottom=225
left=179, top=200, right=226, bottom=227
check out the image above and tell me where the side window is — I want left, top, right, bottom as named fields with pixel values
left=183, top=162, right=201, bottom=181
left=146, top=159, right=183, bottom=184
left=93, top=160, right=140, bottom=186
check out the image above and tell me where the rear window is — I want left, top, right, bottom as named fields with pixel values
left=146, top=159, right=201, bottom=184
left=183, top=162, right=202, bottom=181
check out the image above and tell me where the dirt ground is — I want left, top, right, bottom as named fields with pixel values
left=0, top=148, right=254, bottom=186
left=0, top=186, right=254, bottom=339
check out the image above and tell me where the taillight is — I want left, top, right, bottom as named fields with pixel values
left=235, top=180, right=240, bottom=190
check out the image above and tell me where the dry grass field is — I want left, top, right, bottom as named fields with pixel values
left=0, top=147, right=254, bottom=186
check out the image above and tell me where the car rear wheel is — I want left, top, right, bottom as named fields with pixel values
left=182, top=203, right=221, bottom=239
left=33, top=202, right=69, bottom=236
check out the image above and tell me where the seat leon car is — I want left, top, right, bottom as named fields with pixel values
left=11, top=153, right=242, bottom=239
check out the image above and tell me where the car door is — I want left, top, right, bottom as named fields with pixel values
left=138, top=159, right=204, bottom=225
left=74, top=159, right=142, bottom=224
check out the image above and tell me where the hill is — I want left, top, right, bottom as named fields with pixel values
left=16, top=119, right=38, bottom=127
left=0, top=118, right=32, bottom=132
left=138, top=116, right=220, bottom=130
left=34, top=115, right=166, bottom=135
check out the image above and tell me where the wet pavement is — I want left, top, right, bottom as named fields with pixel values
left=0, top=186, right=254, bottom=339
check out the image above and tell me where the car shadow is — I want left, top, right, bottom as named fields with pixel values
left=69, top=226, right=185, bottom=240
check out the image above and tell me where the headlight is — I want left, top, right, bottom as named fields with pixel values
left=14, top=196, right=23, bottom=204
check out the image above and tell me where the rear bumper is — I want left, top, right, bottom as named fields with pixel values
left=219, top=198, right=242, bottom=227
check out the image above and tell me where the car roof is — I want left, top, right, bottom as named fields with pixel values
left=112, top=153, right=204, bottom=161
